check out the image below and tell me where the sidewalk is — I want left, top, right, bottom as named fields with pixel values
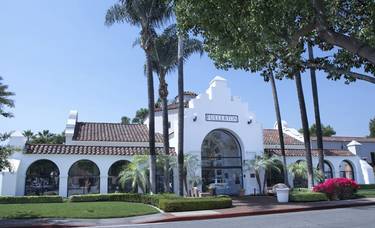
left=1, top=197, right=375, bottom=227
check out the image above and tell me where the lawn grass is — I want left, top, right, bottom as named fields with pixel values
left=355, top=189, right=375, bottom=198
left=0, top=202, right=159, bottom=219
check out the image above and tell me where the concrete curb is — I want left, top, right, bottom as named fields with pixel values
left=142, top=200, right=375, bottom=224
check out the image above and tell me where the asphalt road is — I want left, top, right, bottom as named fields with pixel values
left=96, top=205, right=375, bottom=228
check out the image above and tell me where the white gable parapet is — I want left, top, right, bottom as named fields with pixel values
left=65, top=110, right=78, bottom=144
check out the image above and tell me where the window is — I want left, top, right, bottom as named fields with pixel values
left=339, top=160, right=354, bottom=180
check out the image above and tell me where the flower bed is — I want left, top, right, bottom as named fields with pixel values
left=313, top=178, right=359, bottom=200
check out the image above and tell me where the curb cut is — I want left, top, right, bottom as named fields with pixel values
left=141, top=201, right=375, bottom=224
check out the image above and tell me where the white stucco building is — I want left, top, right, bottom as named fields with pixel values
left=1, top=76, right=374, bottom=197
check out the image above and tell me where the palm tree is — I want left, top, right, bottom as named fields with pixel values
left=244, top=155, right=281, bottom=194
left=268, top=70, right=289, bottom=186
left=308, top=42, right=325, bottom=179
left=119, top=155, right=149, bottom=193
left=0, top=76, right=15, bottom=118
left=105, top=0, right=172, bottom=193
left=149, top=24, right=203, bottom=192
left=177, top=32, right=184, bottom=196
left=288, top=161, right=324, bottom=187
left=294, top=72, right=314, bottom=188
left=22, top=130, right=34, bottom=142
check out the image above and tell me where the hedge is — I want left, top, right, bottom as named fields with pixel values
left=69, top=193, right=180, bottom=207
left=0, top=196, right=63, bottom=204
left=289, top=191, right=328, bottom=202
left=359, top=184, right=375, bottom=190
left=158, top=197, right=233, bottom=212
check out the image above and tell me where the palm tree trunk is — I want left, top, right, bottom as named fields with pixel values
left=255, top=170, right=262, bottom=195
left=294, top=72, right=314, bottom=188
left=308, top=43, right=325, bottom=179
left=269, top=71, right=290, bottom=186
left=159, top=72, right=170, bottom=192
left=177, top=33, right=185, bottom=196
left=146, top=52, right=157, bottom=194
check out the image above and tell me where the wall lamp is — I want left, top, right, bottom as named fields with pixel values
left=193, top=114, right=198, bottom=122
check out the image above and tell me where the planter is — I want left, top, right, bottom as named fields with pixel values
left=276, top=188, right=290, bottom=203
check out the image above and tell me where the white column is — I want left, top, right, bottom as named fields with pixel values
left=59, top=176, right=68, bottom=197
left=100, top=176, right=108, bottom=194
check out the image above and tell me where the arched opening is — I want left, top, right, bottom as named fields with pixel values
left=201, top=129, right=242, bottom=195
left=318, top=161, right=334, bottom=179
left=108, top=160, right=132, bottom=193
left=68, top=160, right=100, bottom=196
left=292, top=160, right=308, bottom=188
left=25, top=160, right=59, bottom=196
left=266, top=159, right=285, bottom=187
left=340, top=160, right=355, bottom=180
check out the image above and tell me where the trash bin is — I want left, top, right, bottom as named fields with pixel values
left=276, top=188, right=290, bottom=203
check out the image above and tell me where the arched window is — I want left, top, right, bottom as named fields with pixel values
left=323, top=161, right=333, bottom=179
left=68, top=160, right=100, bottom=196
left=340, top=160, right=354, bottom=180
left=25, top=160, right=59, bottom=196
left=266, top=159, right=285, bottom=187
left=201, top=129, right=242, bottom=195
left=108, top=160, right=132, bottom=193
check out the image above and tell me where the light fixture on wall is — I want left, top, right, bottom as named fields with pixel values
left=247, top=116, right=253, bottom=125
left=193, top=114, right=198, bottom=122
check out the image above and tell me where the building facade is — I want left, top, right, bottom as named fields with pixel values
left=1, top=76, right=374, bottom=197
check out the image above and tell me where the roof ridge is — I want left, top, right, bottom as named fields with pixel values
left=77, top=121, right=145, bottom=126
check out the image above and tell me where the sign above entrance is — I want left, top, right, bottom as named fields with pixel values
left=205, top=114, right=239, bottom=123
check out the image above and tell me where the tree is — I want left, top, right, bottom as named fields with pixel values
left=0, top=133, right=13, bottom=171
left=119, top=155, right=149, bottom=193
left=244, top=155, right=281, bottom=194
left=147, top=24, right=203, bottom=192
left=132, top=108, right=149, bottom=124
left=369, top=117, right=375, bottom=138
left=106, top=0, right=172, bottom=193
left=177, top=32, right=184, bottom=196
left=299, top=124, right=336, bottom=137
left=121, top=116, right=131, bottom=124
left=176, top=1, right=375, bottom=84
left=0, top=76, right=15, bottom=118
left=288, top=161, right=324, bottom=186
left=266, top=71, right=289, bottom=186
left=308, top=42, right=324, bottom=179
left=22, top=130, right=34, bottom=142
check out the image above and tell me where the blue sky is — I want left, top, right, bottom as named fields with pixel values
left=0, top=0, right=374, bottom=136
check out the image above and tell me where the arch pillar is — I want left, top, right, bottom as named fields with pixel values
left=100, top=176, right=108, bottom=194
left=59, top=176, right=68, bottom=197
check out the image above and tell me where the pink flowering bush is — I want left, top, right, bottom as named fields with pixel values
left=313, top=178, right=359, bottom=200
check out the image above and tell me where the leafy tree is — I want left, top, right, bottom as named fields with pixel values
left=0, top=76, right=15, bottom=118
left=132, top=108, right=149, bottom=124
left=106, top=0, right=172, bottom=193
left=299, top=124, right=336, bottom=137
left=121, top=116, right=131, bottom=124
left=176, top=0, right=375, bottom=84
left=22, top=130, right=34, bottom=142
left=369, top=117, right=375, bottom=138
left=244, top=155, right=281, bottom=194
left=28, top=130, right=65, bottom=144
left=288, top=161, right=324, bottom=186
left=0, top=133, right=13, bottom=171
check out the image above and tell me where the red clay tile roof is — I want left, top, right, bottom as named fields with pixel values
left=265, top=148, right=354, bottom=157
left=155, top=101, right=189, bottom=112
left=72, top=122, right=163, bottom=143
left=311, top=136, right=375, bottom=143
left=25, top=144, right=176, bottom=156
left=263, top=129, right=303, bottom=145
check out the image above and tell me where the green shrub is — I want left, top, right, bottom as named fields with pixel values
left=0, top=196, right=63, bottom=204
left=359, top=184, right=375, bottom=190
left=69, top=193, right=143, bottom=203
left=289, top=191, right=328, bottom=202
left=158, top=196, right=232, bottom=212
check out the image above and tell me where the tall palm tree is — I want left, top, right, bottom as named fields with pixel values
left=0, top=76, right=15, bottom=118
left=22, top=130, right=34, bottom=142
left=177, top=32, right=184, bottom=196
left=308, top=42, right=325, bottom=179
left=268, top=71, right=289, bottom=186
left=105, top=0, right=172, bottom=194
left=149, top=24, right=203, bottom=192
left=294, top=72, right=314, bottom=188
